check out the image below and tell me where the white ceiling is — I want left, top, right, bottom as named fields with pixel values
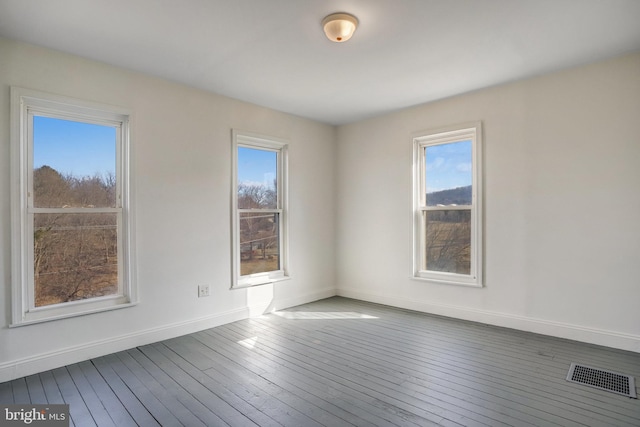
left=1, top=0, right=640, bottom=125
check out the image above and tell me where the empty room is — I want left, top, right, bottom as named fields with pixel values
left=1, top=1, right=639, bottom=426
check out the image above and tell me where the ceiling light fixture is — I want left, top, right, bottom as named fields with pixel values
left=322, top=12, right=358, bottom=43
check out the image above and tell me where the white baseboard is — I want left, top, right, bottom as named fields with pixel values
left=0, top=287, right=338, bottom=383
left=337, top=288, right=640, bottom=353
left=0, top=307, right=251, bottom=383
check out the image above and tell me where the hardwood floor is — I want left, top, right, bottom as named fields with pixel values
left=2, top=297, right=639, bottom=426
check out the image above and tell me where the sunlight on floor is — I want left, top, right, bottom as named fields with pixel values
left=272, top=311, right=378, bottom=320
left=238, top=336, right=259, bottom=349
left=237, top=311, right=378, bottom=348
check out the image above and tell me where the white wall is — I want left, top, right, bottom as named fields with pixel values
left=335, top=52, right=640, bottom=352
left=1, top=38, right=638, bottom=383
left=0, top=38, right=336, bottom=381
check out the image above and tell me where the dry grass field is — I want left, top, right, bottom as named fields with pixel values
left=240, top=251, right=279, bottom=276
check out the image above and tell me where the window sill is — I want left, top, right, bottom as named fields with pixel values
left=411, top=274, right=483, bottom=288
left=232, top=274, right=291, bottom=290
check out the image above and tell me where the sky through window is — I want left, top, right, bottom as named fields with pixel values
left=425, top=139, right=472, bottom=193
left=33, top=116, right=116, bottom=178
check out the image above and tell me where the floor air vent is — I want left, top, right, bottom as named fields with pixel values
left=566, top=363, right=637, bottom=398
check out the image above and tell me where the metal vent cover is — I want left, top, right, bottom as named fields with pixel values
left=566, top=363, right=637, bottom=398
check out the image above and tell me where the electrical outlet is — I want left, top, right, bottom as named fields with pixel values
left=198, top=285, right=210, bottom=297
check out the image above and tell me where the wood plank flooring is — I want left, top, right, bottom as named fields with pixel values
left=2, top=297, right=639, bottom=426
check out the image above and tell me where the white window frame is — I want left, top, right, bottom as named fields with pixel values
left=231, top=130, right=289, bottom=288
left=10, top=87, right=137, bottom=326
left=412, top=122, right=483, bottom=287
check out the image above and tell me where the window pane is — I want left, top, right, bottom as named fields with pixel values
left=33, top=116, right=116, bottom=208
left=34, top=213, right=119, bottom=307
left=237, top=147, right=277, bottom=209
left=239, top=212, right=279, bottom=275
left=425, top=140, right=472, bottom=206
left=424, top=210, right=471, bottom=274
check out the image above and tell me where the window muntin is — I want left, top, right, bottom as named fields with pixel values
left=413, top=123, right=482, bottom=286
left=11, top=87, right=135, bottom=325
left=232, top=132, right=289, bottom=288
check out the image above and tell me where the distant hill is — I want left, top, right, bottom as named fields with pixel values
left=427, top=185, right=472, bottom=206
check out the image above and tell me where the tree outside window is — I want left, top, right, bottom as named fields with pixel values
left=413, top=123, right=483, bottom=287
left=232, top=132, right=289, bottom=288
left=11, top=87, right=135, bottom=325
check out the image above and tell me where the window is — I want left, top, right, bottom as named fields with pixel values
left=413, top=122, right=482, bottom=286
left=231, top=131, right=289, bottom=288
left=10, top=87, right=136, bottom=325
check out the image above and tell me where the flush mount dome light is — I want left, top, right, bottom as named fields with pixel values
left=322, top=12, right=358, bottom=42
